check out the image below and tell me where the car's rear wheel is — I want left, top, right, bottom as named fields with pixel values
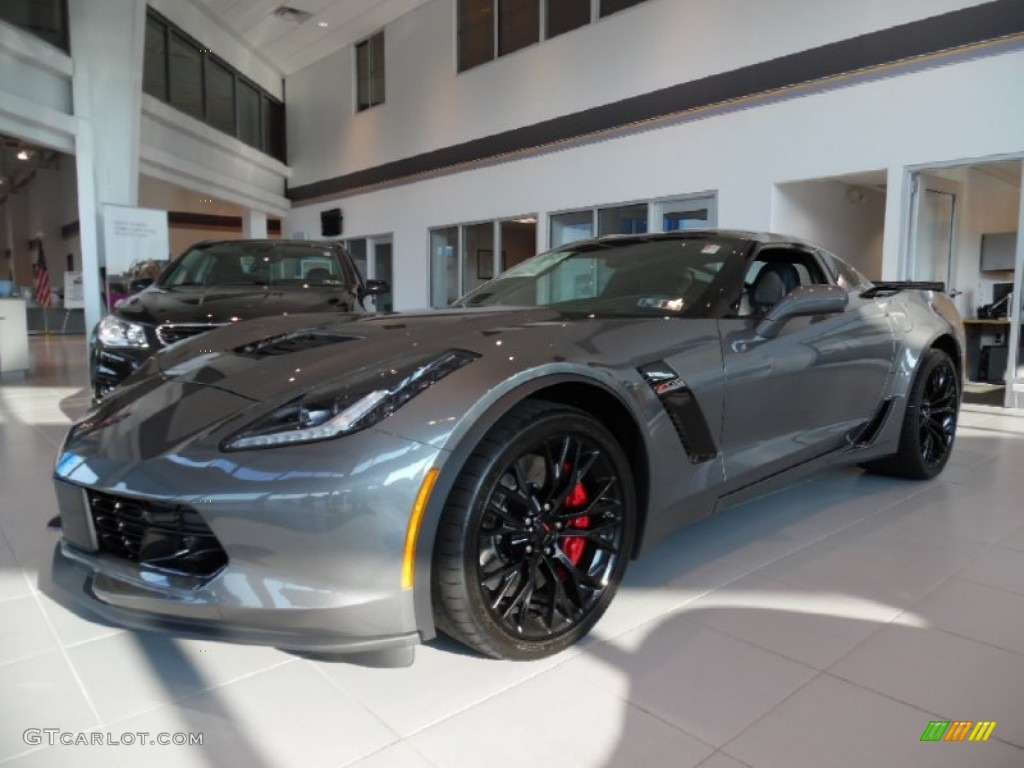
left=432, top=400, right=636, bottom=660
left=863, top=348, right=959, bottom=479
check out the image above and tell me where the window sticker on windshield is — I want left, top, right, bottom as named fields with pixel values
left=701, top=244, right=721, bottom=254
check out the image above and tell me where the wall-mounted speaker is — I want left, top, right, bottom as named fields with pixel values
left=320, top=208, right=343, bottom=237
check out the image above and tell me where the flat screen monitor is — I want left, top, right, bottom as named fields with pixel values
left=993, top=282, right=1013, bottom=306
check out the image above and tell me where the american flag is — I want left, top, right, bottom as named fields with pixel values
left=34, top=241, right=51, bottom=308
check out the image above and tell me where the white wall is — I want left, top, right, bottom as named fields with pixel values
left=139, top=96, right=291, bottom=217
left=286, top=48, right=1024, bottom=310
left=285, top=0, right=992, bottom=188
left=773, top=180, right=886, bottom=278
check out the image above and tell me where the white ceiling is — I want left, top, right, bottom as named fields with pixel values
left=196, top=0, right=434, bottom=76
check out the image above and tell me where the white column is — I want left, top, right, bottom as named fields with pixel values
left=1004, top=162, right=1024, bottom=408
left=243, top=209, right=268, bottom=239
left=881, top=165, right=909, bottom=281
left=68, top=0, right=147, bottom=333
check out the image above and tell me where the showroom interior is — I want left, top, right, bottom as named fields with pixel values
left=1, top=0, right=1024, bottom=766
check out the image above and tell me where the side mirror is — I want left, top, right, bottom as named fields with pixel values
left=129, top=277, right=154, bottom=293
left=756, top=284, right=848, bottom=339
left=361, top=279, right=390, bottom=296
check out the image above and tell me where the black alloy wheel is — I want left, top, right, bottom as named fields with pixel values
left=863, top=348, right=960, bottom=480
left=433, top=401, right=636, bottom=659
left=917, top=357, right=958, bottom=469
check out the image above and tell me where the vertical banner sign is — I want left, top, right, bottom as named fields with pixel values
left=64, top=272, right=85, bottom=309
left=102, top=205, right=169, bottom=309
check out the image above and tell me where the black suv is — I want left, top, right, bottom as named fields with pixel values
left=91, top=239, right=388, bottom=398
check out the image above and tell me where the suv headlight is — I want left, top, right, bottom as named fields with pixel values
left=223, top=349, right=480, bottom=450
left=97, top=315, right=149, bottom=348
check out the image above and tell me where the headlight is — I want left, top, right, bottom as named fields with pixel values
left=222, top=349, right=480, bottom=450
left=96, top=315, right=149, bottom=348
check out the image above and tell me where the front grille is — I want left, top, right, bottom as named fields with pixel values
left=88, top=491, right=228, bottom=576
left=156, top=323, right=221, bottom=346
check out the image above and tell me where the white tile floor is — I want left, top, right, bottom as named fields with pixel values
left=2, top=336, right=1024, bottom=767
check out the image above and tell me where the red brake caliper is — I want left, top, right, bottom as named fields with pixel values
left=561, top=467, right=590, bottom=566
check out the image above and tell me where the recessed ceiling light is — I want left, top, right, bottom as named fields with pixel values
left=317, top=21, right=329, bottom=27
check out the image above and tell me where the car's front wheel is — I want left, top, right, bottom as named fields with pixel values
left=432, top=400, right=636, bottom=660
left=863, top=348, right=960, bottom=479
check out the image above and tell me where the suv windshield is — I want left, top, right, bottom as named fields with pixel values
left=161, top=243, right=352, bottom=288
left=455, top=235, right=751, bottom=318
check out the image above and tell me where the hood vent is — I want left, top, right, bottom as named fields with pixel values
left=233, top=331, right=358, bottom=359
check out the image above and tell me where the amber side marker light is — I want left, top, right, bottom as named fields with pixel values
left=402, top=467, right=440, bottom=589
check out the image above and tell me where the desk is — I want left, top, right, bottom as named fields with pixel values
left=0, top=298, right=29, bottom=377
left=963, top=318, right=1018, bottom=382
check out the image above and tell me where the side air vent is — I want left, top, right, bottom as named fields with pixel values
left=638, top=361, right=718, bottom=464
left=850, top=397, right=895, bottom=447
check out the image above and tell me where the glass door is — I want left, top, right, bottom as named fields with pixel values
left=370, top=237, right=393, bottom=312
left=908, top=177, right=957, bottom=290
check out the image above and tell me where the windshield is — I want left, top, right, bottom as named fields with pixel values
left=454, top=235, right=751, bottom=318
left=160, top=243, right=353, bottom=289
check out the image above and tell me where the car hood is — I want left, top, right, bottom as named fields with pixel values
left=115, top=285, right=360, bottom=326
left=149, top=306, right=719, bottom=403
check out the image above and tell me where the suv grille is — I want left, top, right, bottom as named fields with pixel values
left=88, top=491, right=228, bottom=576
left=156, top=323, right=221, bottom=346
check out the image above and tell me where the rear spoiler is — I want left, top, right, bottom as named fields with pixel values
left=860, top=281, right=945, bottom=298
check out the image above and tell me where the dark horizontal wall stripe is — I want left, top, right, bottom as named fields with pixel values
left=168, top=212, right=282, bottom=233
left=289, top=0, right=1024, bottom=203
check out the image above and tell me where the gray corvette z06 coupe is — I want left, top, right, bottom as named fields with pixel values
left=52, top=230, right=965, bottom=664
left=90, top=239, right=388, bottom=399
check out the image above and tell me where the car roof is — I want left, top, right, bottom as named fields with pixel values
left=562, top=228, right=822, bottom=250
left=192, top=239, right=342, bottom=248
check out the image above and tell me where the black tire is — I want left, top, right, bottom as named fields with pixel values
left=432, top=400, right=636, bottom=660
left=863, top=348, right=960, bottom=479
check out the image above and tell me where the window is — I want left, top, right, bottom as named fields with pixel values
left=550, top=193, right=718, bottom=248
left=143, top=15, right=167, bottom=100
left=458, top=0, right=494, bottom=72
left=598, top=204, right=648, bottom=236
left=237, top=80, right=262, bottom=149
left=373, top=241, right=394, bottom=312
left=430, top=228, right=460, bottom=307
left=430, top=218, right=537, bottom=306
left=654, top=195, right=718, bottom=232
left=498, top=0, right=539, bottom=56
left=0, top=0, right=68, bottom=50
left=205, top=57, right=236, bottom=135
left=546, top=0, right=590, bottom=38
left=168, top=32, right=203, bottom=120
left=458, top=0, right=648, bottom=71
left=600, top=0, right=649, bottom=18
left=263, top=95, right=286, bottom=162
left=143, top=10, right=286, bottom=162
left=355, top=31, right=386, bottom=111
left=550, top=210, right=594, bottom=248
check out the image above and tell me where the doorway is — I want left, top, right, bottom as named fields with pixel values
left=904, top=160, right=1022, bottom=407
